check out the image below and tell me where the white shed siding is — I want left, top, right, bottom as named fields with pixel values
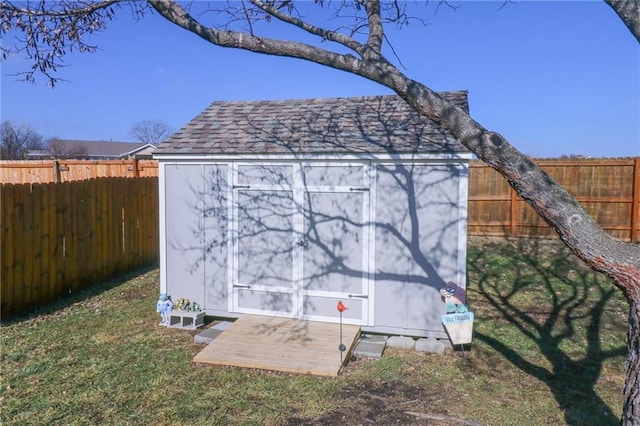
left=159, top=157, right=469, bottom=337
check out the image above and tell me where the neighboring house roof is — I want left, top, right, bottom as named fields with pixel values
left=27, top=140, right=155, bottom=159
left=26, top=149, right=53, bottom=158
left=154, top=91, right=471, bottom=156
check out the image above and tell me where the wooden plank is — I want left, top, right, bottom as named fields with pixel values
left=88, top=180, right=98, bottom=284
left=22, top=184, right=34, bottom=311
left=65, top=181, right=80, bottom=293
left=194, top=315, right=361, bottom=377
left=43, top=182, right=57, bottom=308
left=104, top=179, right=114, bottom=278
left=11, top=185, right=25, bottom=313
left=509, top=186, right=518, bottom=237
left=115, top=179, right=126, bottom=271
left=76, top=180, right=89, bottom=285
left=632, top=158, right=640, bottom=243
left=54, top=182, right=66, bottom=299
left=1, top=160, right=160, bottom=183
left=127, top=178, right=138, bottom=268
left=38, top=183, right=50, bottom=307
left=31, top=183, right=43, bottom=308
left=1, top=185, right=16, bottom=317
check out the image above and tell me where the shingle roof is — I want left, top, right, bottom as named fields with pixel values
left=28, top=140, right=152, bottom=158
left=155, top=91, right=470, bottom=156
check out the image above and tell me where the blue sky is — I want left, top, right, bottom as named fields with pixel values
left=1, top=1, right=638, bottom=158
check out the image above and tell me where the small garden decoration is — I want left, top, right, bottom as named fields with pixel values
left=156, top=293, right=173, bottom=326
left=440, top=283, right=474, bottom=346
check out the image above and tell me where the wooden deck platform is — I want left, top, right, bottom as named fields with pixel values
left=193, top=315, right=361, bottom=376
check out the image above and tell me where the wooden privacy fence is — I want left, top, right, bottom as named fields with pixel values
left=1, top=178, right=159, bottom=319
left=0, top=159, right=159, bottom=184
left=468, top=158, right=640, bottom=243
left=1, top=158, right=638, bottom=318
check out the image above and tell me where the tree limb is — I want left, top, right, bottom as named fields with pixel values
left=605, top=0, right=640, bottom=43
left=249, top=0, right=366, bottom=53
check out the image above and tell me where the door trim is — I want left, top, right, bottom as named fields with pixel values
left=229, top=161, right=373, bottom=325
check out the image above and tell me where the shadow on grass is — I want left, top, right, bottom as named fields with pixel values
left=468, top=237, right=627, bottom=425
left=1, top=264, right=159, bottom=326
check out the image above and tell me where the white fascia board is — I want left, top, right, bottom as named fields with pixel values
left=153, top=152, right=474, bottom=163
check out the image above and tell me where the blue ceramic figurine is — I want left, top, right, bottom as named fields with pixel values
left=156, top=293, right=173, bottom=326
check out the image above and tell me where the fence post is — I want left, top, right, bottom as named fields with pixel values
left=632, top=158, right=640, bottom=244
left=53, top=160, right=61, bottom=183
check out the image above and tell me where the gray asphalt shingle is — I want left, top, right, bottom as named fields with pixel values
left=155, top=92, right=470, bottom=155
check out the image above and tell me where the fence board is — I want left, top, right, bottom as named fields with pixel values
left=54, top=181, right=65, bottom=299
left=2, top=158, right=638, bottom=318
left=44, top=182, right=57, bottom=306
left=468, top=158, right=640, bottom=242
left=0, top=160, right=159, bottom=184
left=1, top=178, right=159, bottom=319
left=632, top=158, right=640, bottom=243
left=1, top=185, right=15, bottom=313
left=31, top=184, right=43, bottom=308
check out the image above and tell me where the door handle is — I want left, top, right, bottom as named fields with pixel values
left=296, top=240, right=307, bottom=248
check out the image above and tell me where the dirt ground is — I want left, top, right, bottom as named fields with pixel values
left=284, top=355, right=480, bottom=426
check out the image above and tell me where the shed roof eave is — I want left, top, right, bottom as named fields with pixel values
left=153, top=152, right=474, bottom=162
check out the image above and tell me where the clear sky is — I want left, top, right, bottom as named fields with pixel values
left=1, top=1, right=639, bottom=158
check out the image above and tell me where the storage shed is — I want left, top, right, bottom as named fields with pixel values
left=154, top=92, right=472, bottom=339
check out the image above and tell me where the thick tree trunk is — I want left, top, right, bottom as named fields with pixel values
left=623, top=297, right=640, bottom=425
left=605, top=0, right=640, bottom=43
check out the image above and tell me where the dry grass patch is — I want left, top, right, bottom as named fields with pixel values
left=1, top=237, right=628, bottom=425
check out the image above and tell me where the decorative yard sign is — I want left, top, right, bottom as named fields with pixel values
left=440, top=285, right=474, bottom=345
left=441, top=311, right=475, bottom=345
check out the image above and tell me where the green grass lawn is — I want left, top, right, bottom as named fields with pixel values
left=1, top=237, right=629, bottom=425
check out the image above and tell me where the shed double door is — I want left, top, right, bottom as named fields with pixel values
left=232, top=163, right=370, bottom=325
